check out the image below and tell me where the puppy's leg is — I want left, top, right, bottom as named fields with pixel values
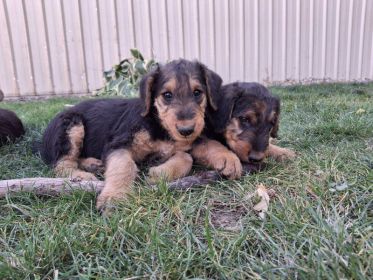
left=148, top=151, right=193, bottom=183
left=266, top=144, right=296, bottom=161
left=54, top=123, right=97, bottom=181
left=191, top=139, right=242, bottom=179
left=79, top=157, right=104, bottom=173
left=96, top=149, right=138, bottom=210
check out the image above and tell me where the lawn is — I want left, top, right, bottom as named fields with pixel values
left=0, top=83, right=372, bottom=279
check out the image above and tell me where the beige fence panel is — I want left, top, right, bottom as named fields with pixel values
left=1, top=0, right=373, bottom=99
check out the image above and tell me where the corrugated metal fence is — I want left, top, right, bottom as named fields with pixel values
left=1, top=0, right=373, bottom=99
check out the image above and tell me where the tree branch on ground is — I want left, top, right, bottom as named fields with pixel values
left=0, top=163, right=264, bottom=198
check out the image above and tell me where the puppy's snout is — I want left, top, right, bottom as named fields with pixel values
left=248, top=151, right=265, bottom=162
left=248, top=157, right=262, bottom=163
left=176, top=108, right=196, bottom=120
left=177, top=125, right=195, bottom=136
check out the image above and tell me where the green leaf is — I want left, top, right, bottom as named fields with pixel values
left=103, top=70, right=114, bottom=82
left=106, top=76, right=123, bottom=91
left=117, top=80, right=127, bottom=96
left=97, top=49, right=155, bottom=96
left=119, top=58, right=130, bottom=66
left=134, top=60, right=146, bottom=75
left=130, top=49, right=144, bottom=61
left=145, top=59, right=155, bottom=70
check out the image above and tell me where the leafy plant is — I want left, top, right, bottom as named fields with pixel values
left=95, top=49, right=157, bottom=97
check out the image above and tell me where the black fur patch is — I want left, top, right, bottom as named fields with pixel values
left=0, top=109, right=25, bottom=146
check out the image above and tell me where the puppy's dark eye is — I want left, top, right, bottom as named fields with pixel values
left=239, top=116, right=250, bottom=123
left=163, top=92, right=173, bottom=100
left=193, top=90, right=202, bottom=98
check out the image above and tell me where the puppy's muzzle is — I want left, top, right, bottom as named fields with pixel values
left=177, top=125, right=195, bottom=137
left=248, top=151, right=265, bottom=162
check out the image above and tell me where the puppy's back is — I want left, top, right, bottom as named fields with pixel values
left=39, top=98, right=146, bottom=165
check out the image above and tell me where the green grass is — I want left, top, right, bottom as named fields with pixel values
left=0, top=83, right=372, bottom=279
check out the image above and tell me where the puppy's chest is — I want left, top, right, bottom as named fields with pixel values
left=130, top=130, right=191, bottom=162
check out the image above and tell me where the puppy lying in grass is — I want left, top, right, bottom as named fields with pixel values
left=39, top=59, right=241, bottom=210
left=203, top=82, right=296, bottom=164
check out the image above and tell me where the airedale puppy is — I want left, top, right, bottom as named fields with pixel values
left=40, top=59, right=240, bottom=209
left=200, top=82, right=295, bottom=163
left=0, top=108, right=25, bottom=147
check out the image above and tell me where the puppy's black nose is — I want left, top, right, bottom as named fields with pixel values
left=248, top=151, right=265, bottom=162
left=177, top=126, right=195, bottom=136
left=249, top=157, right=262, bottom=163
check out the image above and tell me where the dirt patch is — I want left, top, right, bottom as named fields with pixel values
left=209, top=200, right=249, bottom=232
left=208, top=185, right=277, bottom=231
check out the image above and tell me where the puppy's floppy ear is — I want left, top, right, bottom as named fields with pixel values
left=199, top=63, right=222, bottom=111
left=211, top=86, right=242, bottom=133
left=140, top=65, right=160, bottom=117
left=270, top=96, right=281, bottom=138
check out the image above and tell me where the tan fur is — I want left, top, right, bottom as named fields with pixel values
left=153, top=77, right=207, bottom=143
left=224, top=118, right=251, bottom=162
left=160, top=77, right=177, bottom=92
left=225, top=118, right=243, bottom=136
left=79, top=157, right=104, bottom=173
left=154, top=96, right=206, bottom=143
left=148, top=151, right=193, bottom=183
left=54, top=124, right=97, bottom=181
left=141, top=75, right=155, bottom=116
left=96, top=149, right=138, bottom=209
left=192, top=139, right=242, bottom=179
left=268, top=110, right=277, bottom=122
left=266, top=144, right=296, bottom=161
left=245, top=110, right=258, bottom=125
left=97, top=130, right=197, bottom=209
left=130, top=130, right=193, bottom=163
left=190, top=79, right=204, bottom=91
left=130, top=130, right=158, bottom=162
left=253, top=101, right=266, bottom=113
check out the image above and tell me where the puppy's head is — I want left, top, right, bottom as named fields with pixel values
left=140, top=59, right=222, bottom=142
left=218, top=83, right=280, bottom=163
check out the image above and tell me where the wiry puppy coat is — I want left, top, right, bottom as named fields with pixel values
left=204, top=82, right=295, bottom=163
left=0, top=108, right=25, bottom=146
left=40, top=59, right=226, bottom=209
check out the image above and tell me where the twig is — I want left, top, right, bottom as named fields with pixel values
left=0, top=163, right=264, bottom=198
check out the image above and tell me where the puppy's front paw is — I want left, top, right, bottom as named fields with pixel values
left=96, top=190, right=128, bottom=212
left=272, top=147, right=296, bottom=161
left=71, top=170, right=98, bottom=181
left=214, top=152, right=242, bottom=180
left=148, top=165, right=169, bottom=184
left=96, top=192, right=113, bottom=213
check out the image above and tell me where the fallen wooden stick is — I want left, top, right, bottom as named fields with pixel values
left=0, top=163, right=264, bottom=198
left=0, top=177, right=105, bottom=197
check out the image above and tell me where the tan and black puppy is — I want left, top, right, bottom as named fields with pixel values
left=39, top=59, right=240, bottom=209
left=205, top=82, right=295, bottom=163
